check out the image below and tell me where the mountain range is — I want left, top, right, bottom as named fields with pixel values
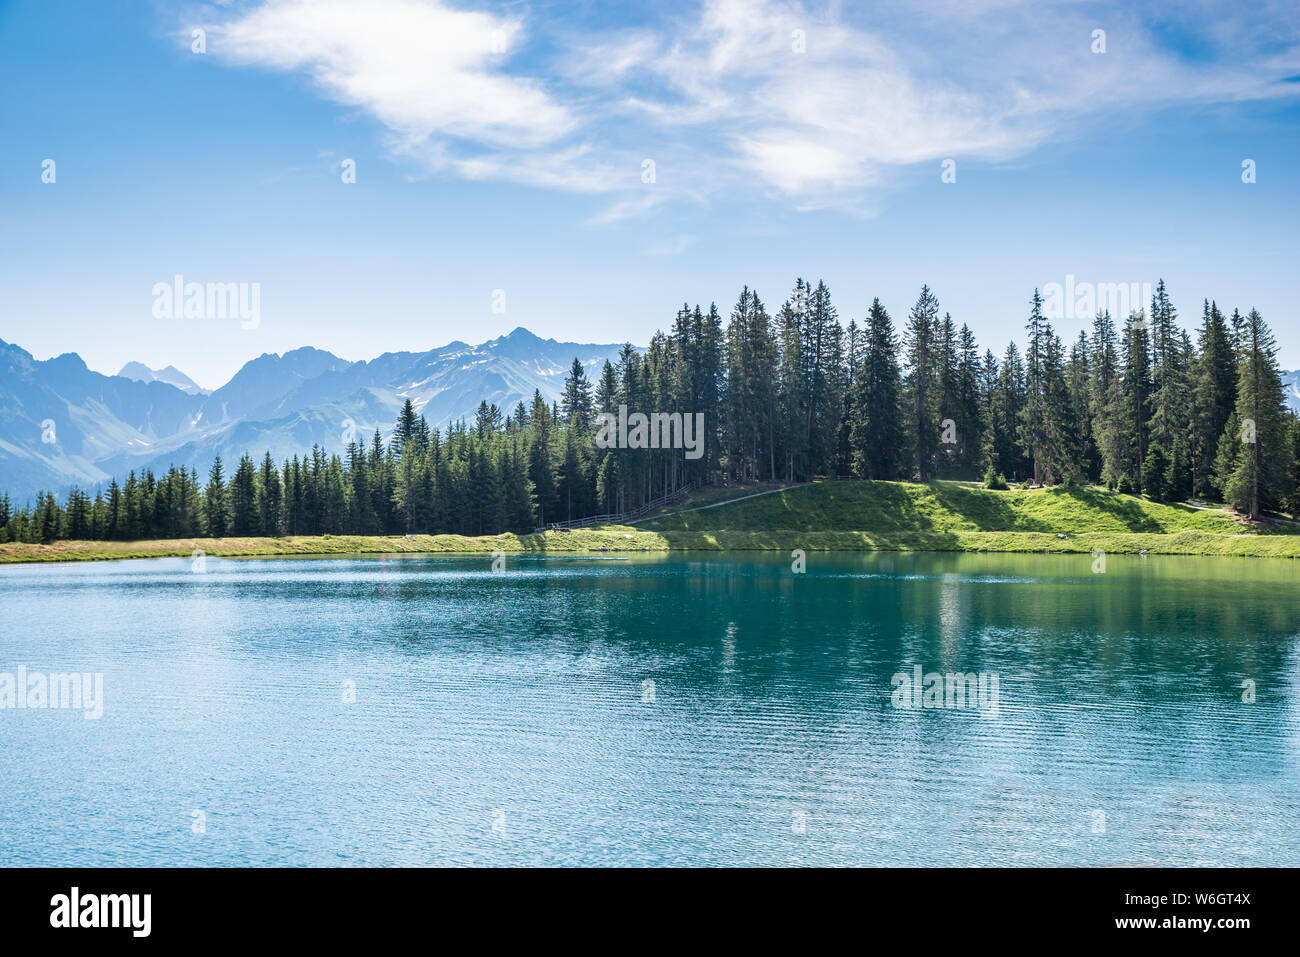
left=0, top=328, right=628, bottom=502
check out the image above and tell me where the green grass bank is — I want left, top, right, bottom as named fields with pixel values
left=4, top=481, right=1299, bottom=563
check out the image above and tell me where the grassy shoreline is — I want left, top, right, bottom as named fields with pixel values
left=5, top=526, right=1300, bottom=564
left=5, top=482, right=1299, bottom=564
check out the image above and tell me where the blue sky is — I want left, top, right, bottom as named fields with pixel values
left=1, top=0, right=1298, bottom=388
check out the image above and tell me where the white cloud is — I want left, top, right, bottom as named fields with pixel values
left=200, top=0, right=1300, bottom=205
left=209, top=0, right=573, bottom=150
left=735, top=136, right=866, bottom=195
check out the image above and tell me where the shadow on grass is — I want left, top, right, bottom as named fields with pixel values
left=1059, top=487, right=1167, bottom=532
left=927, top=483, right=1031, bottom=531
left=932, top=483, right=1171, bottom=533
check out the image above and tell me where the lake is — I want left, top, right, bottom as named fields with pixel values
left=2, top=551, right=1298, bottom=866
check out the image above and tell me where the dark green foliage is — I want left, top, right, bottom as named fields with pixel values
left=1221, top=309, right=1292, bottom=518
left=983, top=468, right=1009, bottom=491
left=850, top=299, right=905, bottom=479
left=1192, top=300, right=1237, bottom=497
left=1143, top=445, right=1170, bottom=501
left=903, top=284, right=941, bottom=481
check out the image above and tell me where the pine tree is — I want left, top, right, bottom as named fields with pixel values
left=977, top=349, right=1000, bottom=474
left=954, top=324, right=984, bottom=475
left=528, top=390, right=559, bottom=525
left=105, top=479, right=122, bottom=540
left=991, top=342, right=1028, bottom=481
left=1148, top=279, right=1187, bottom=450
left=850, top=298, right=905, bottom=479
left=502, top=435, right=536, bottom=532
left=1222, top=309, right=1291, bottom=518
left=347, top=441, right=376, bottom=533
left=230, top=454, right=258, bottom=536
left=1192, top=300, right=1237, bottom=497
left=257, top=451, right=283, bottom=536
left=935, top=312, right=959, bottom=475
left=776, top=282, right=808, bottom=480
left=1041, top=328, right=1081, bottom=483
left=903, top=285, right=941, bottom=481
left=804, top=280, right=839, bottom=475
left=724, top=286, right=778, bottom=482
left=392, top=399, right=420, bottom=461
left=65, top=487, right=91, bottom=540
left=557, top=425, right=588, bottom=521
left=1285, top=417, right=1300, bottom=518
left=205, top=456, right=229, bottom=536
left=1110, top=310, right=1153, bottom=490
left=697, top=303, right=725, bottom=481
left=1067, top=332, right=1100, bottom=482
left=1143, top=445, right=1170, bottom=501
left=1019, top=289, right=1052, bottom=484
left=561, top=357, right=594, bottom=430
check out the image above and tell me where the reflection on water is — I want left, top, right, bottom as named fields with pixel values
left=1, top=551, right=1297, bottom=866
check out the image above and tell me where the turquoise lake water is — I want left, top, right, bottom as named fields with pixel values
left=1, top=551, right=1297, bottom=866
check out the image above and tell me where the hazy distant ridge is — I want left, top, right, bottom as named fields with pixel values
left=0, top=328, right=629, bottom=501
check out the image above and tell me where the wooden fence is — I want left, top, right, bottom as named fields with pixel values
left=534, top=482, right=698, bottom=532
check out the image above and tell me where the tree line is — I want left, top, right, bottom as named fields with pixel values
left=3, top=277, right=1297, bottom=544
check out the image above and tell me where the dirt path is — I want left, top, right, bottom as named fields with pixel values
left=629, top=483, right=814, bottom=524
left=1186, top=499, right=1300, bottom=528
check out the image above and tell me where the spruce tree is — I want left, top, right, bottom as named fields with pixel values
left=1222, top=309, right=1291, bottom=518
left=528, top=390, right=559, bottom=525
left=1019, top=290, right=1054, bottom=484
left=561, top=358, right=594, bottom=430
left=230, top=454, right=258, bottom=536
left=850, top=298, right=905, bottom=479
left=257, top=451, right=283, bottom=536
left=903, top=285, right=941, bottom=481
left=776, top=284, right=808, bottom=480
left=955, top=324, right=984, bottom=475
left=1192, top=300, right=1237, bottom=497
left=205, top=456, right=229, bottom=537
left=1114, top=310, right=1153, bottom=490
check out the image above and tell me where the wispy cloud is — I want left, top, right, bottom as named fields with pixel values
left=607, top=0, right=1300, bottom=198
left=645, top=233, right=698, bottom=257
left=197, top=0, right=1300, bottom=208
left=585, top=192, right=670, bottom=226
